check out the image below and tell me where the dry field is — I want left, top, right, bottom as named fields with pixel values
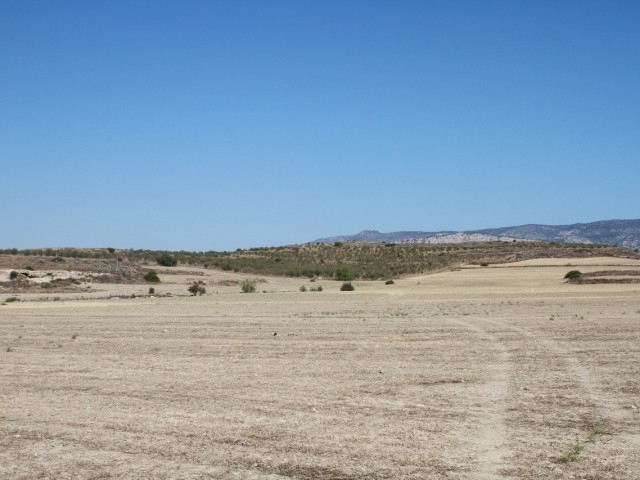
left=1, top=257, right=639, bottom=479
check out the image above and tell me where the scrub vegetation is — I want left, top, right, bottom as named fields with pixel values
left=1, top=242, right=633, bottom=281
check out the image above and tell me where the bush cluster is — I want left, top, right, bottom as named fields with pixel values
left=143, top=271, right=160, bottom=283
left=188, top=282, right=206, bottom=296
left=156, top=253, right=177, bottom=267
left=564, top=270, right=583, bottom=280
left=241, top=280, right=256, bottom=293
left=340, top=282, right=355, bottom=291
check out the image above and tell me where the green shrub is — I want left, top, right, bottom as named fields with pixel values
left=5, top=297, right=20, bottom=303
left=564, top=270, right=582, bottom=280
left=148, top=287, right=155, bottom=295
left=52, top=256, right=66, bottom=263
left=9, top=270, right=19, bottom=280
left=340, top=282, right=355, bottom=291
left=299, top=285, right=307, bottom=292
left=385, top=279, right=395, bottom=285
left=156, top=253, right=177, bottom=267
left=188, top=282, right=206, bottom=296
left=335, top=267, right=355, bottom=281
left=241, top=280, right=256, bottom=293
left=143, top=271, right=160, bottom=283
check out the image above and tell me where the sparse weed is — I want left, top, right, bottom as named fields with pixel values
left=71, top=334, right=78, bottom=340
left=299, top=285, right=307, bottom=292
left=554, top=442, right=584, bottom=463
left=587, top=426, right=607, bottom=443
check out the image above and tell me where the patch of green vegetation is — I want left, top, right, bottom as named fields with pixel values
left=335, top=267, right=355, bottom=281
left=340, top=282, right=355, bottom=291
left=9, top=270, right=19, bottom=280
left=564, top=270, right=582, bottom=280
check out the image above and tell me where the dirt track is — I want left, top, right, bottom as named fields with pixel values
left=1, top=258, right=639, bottom=479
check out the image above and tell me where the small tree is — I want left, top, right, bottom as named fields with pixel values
left=241, top=280, right=256, bottom=293
left=156, top=253, right=177, bottom=267
left=143, top=271, right=160, bottom=283
left=188, top=282, right=206, bottom=296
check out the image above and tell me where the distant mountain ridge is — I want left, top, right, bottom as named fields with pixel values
left=314, top=219, right=640, bottom=249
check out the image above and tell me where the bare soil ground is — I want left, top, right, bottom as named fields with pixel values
left=1, top=257, right=639, bottom=479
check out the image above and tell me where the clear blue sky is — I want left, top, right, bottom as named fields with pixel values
left=2, top=1, right=638, bottom=251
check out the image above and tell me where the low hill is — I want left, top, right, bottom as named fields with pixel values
left=3, top=241, right=637, bottom=282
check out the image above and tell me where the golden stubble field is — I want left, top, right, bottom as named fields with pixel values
left=1, top=257, right=639, bottom=479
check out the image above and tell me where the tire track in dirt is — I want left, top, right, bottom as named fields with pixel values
left=448, top=318, right=513, bottom=479
left=479, top=318, right=639, bottom=449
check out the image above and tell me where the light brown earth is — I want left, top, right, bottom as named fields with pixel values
left=1, top=257, right=639, bottom=479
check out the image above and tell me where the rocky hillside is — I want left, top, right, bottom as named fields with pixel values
left=315, top=219, right=640, bottom=249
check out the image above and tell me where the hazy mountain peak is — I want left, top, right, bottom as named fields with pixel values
left=313, top=219, right=640, bottom=249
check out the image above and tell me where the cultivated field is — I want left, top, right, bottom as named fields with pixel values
left=1, top=257, right=639, bottom=479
